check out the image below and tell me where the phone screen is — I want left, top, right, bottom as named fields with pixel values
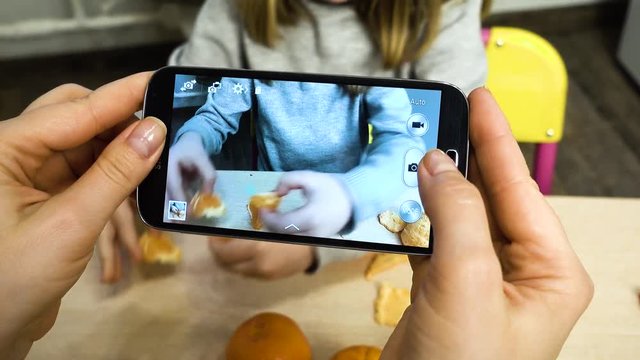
left=160, top=72, right=444, bottom=251
left=140, top=67, right=469, bottom=254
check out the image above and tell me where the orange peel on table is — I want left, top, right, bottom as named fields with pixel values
left=139, top=230, right=181, bottom=264
left=364, top=253, right=409, bottom=280
left=374, top=282, right=410, bottom=327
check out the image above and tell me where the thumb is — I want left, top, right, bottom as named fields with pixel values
left=274, top=171, right=314, bottom=196
left=417, top=149, right=498, bottom=274
left=49, top=117, right=166, bottom=235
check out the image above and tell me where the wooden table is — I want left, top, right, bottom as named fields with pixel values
left=28, top=196, right=640, bottom=359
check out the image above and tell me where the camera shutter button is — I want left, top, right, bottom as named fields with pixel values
left=403, top=148, right=425, bottom=187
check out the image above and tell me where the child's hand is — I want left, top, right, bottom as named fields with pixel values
left=261, top=171, right=353, bottom=236
left=208, top=237, right=315, bottom=279
left=97, top=199, right=141, bottom=283
left=167, top=132, right=217, bottom=201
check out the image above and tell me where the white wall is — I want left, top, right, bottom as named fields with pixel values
left=492, top=0, right=613, bottom=13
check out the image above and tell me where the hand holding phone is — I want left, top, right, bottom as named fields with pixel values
left=381, top=89, right=593, bottom=360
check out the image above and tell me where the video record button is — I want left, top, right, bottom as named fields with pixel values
left=406, top=113, right=428, bottom=136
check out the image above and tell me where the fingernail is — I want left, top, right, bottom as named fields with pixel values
left=422, top=149, right=457, bottom=176
left=127, top=117, right=166, bottom=158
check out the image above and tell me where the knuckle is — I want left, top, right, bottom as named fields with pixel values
left=492, top=175, right=541, bottom=197
left=574, top=270, right=595, bottom=309
left=522, top=176, right=542, bottom=193
left=213, top=251, right=237, bottom=268
left=41, top=208, right=83, bottom=244
left=214, top=255, right=232, bottom=267
left=70, top=92, right=102, bottom=133
left=437, top=177, right=482, bottom=203
left=211, top=248, right=232, bottom=264
left=306, top=216, right=321, bottom=230
left=254, top=258, right=278, bottom=279
left=55, top=83, right=88, bottom=95
left=56, top=208, right=83, bottom=231
left=584, top=275, right=595, bottom=304
left=454, top=257, right=500, bottom=287
left=527, top=224, right=556, bottom=247
left=95, top=149, right=136, bottom=191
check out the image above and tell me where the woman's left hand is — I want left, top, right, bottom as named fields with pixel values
left=0, top=73, right=166, bottom=359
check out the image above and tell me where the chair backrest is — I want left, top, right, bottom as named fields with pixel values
left=485, top=27, right=568, bottom=143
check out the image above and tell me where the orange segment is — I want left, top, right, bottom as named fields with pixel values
left=248, top=192, right=281, bottom=230
left=190, top=192, right=225, bottom=219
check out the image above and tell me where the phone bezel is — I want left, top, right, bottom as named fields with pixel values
left=138, top=66, right=469, bottom=256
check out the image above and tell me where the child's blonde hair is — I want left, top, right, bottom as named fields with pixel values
left=235, top=0, right=492, bottom=69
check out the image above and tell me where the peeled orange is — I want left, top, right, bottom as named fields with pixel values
left=190, top=191, right=225, bottom=219
left=248, top=192, right=281, bottom=230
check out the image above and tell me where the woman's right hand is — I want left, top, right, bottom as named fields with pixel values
left=381, top=88, right=593, bottom=360
left=167, top=132, right=217, bottom=201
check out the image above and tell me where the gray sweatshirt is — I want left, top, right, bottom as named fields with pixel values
left=170, top=0, right=487, bottom=266
left=170, top=0, right=487, bottom=94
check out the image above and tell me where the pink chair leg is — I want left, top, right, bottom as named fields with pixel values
left=533, top=143, right=558, bottom=195
left=482, top=28, right=491, bottom=46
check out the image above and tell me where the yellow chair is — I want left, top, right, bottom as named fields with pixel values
left=484, top=27, right=568, bottom=194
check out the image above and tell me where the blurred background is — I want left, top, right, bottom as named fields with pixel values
left=0, top=0, right=638, bottom=197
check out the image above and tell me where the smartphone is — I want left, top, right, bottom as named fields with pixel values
left=138, top=66, right=468, bottom=255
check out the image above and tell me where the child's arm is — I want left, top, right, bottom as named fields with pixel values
left=175, top=77, right=253, bottom=154
left=167, top=78, right=252, bottom=200
left=413, top=0, right=487, bottom=94
left=340, top=87, right=425, bottom=224
left=169, top=0, right=243, bottom=67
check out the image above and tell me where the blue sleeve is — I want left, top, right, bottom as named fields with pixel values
left=340, top=87, right=425, bottom=223
left=175, top=77, right=253, bottom=154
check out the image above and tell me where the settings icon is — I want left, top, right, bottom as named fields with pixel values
left=232, top=82, right=245, bottom=95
